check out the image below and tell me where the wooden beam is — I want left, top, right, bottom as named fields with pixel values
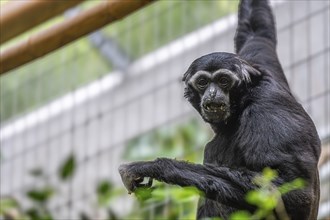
left=0, top=0, right=84, bottom=44
left=0, top=0, right=155, bottom=75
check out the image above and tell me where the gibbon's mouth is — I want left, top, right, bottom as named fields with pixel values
left=202, top=102, right=227, bottom=113
left=201, top=102, right=229, bottom=122
left=203, top=105, right=226, bottom=113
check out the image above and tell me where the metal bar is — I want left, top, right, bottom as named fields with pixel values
left=318, top=200, right=330, bottom=220
left=0, top=0, right=84, bottom=44
left=0, top=0, right=155, bottom=75
left=320, top=160, right=330, bottom=184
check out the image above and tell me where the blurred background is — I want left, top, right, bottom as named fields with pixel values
left=0, top=0, right=329, bottom=219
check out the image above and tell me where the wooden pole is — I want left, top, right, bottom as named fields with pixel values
left=0, top=0, right=85, bottom=45
left=0, top=0, right=155, bottom=75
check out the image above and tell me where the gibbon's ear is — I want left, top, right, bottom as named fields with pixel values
left=182, top=68, right=192, bottom=83
left=236, top=58, right=262, bottom=83
left=182, top=60, right=198, bottom=83
left=182, top=72, right=188, bottom=82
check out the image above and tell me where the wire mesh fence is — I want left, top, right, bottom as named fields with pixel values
left=0, top=1, right=329, bottom=219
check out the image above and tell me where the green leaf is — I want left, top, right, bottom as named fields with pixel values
left=229, top=210, right=252, bottom=220
left=171, top=186, right=202, bottom=202
left=42, top=212, right=54, bottom=220
left=25, top=208, right=53, bottom=220
left=96, top=181, right=125, bottom=207
left=245, top=190, right=261, bottom=205
left=58, top=154, right=76, bottom=180
left=246, top=189, right=278, bottom=211
left=26, top=187, right=54, bottom=203
left=149, top=187, right=167, bottom=201
left=134, top=187, right=153, bottom=202
left=26, top=208, right=40, bottom=220
left=0, top=198, right=19, bottom=215
left=254, top=167, right=278, bottom=187
left=262, top=167, right=278, bottom=182
left=97, top=181, right=113, bottom=206
left=97, top=181, right=113, bottom=195
left=278, top=178, right=306, bottom=195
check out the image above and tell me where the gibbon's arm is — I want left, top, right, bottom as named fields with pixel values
left=119, top=158, right=260, bottom=210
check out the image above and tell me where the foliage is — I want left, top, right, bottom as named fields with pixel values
left=26, top=187, right=54, bottom=203
left=124, top=119, right=210, bottom=161
left=127, top=184, right=201, bottom=220
left=97, top=181, right=124, bottom=207
left=0, top=119, right=307, bottom=220
left=97, top=181, right=113, bottom=206
left=0, top=154, right=122, bottom=220
left=25, top=208, right=54, bottom=220
left=129, top=167, right=306, bottom=220
left=58, top=154, right=76, bottom=180
left=229, top=168, right=305, bottom=220
left=121, top=120, right=210, bottom=219
left=0, top=198, right=19, bottom=216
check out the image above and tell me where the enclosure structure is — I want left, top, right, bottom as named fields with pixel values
left=0, top=1, right=329, bottom=219
left=0, top=0, right=154, bottom=74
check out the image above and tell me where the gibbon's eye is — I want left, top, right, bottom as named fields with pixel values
left=196, top=76, right=209, bottom=89
left=219, top=77, right=230, bottom=87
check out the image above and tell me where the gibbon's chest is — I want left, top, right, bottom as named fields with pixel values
left=203, top=135, right=245, bottom=168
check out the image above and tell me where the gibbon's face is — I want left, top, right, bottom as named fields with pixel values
left=188, top=68, right=238, bottom=122
left=183, top=52, right=260, bottom=123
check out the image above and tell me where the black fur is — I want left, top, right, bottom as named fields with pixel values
left=119, top=1, right=320, bottom=219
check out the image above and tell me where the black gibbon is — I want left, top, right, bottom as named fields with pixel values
left=119, top=1, right=320, bottom=219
